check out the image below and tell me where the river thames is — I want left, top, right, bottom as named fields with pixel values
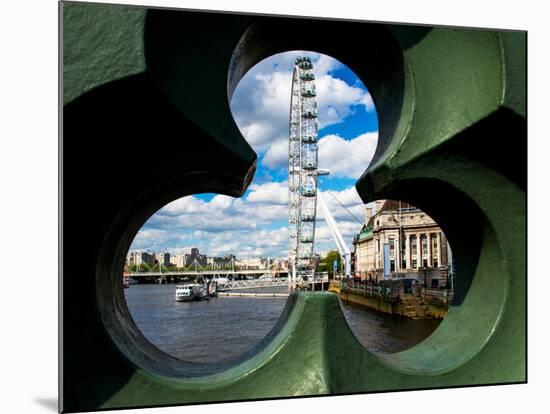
left=124, top=284, right=441, bottom=363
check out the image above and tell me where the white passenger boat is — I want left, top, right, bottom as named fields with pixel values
left=175, top=284, right=198, bottom=302
left=175, top=280, right=217, bottom=302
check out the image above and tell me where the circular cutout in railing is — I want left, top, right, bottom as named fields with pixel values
left=337, top=199, right=455, bottom=354
left=122, top=51, right=379, bottom=364
left=123, top=193, right=291, bottom=364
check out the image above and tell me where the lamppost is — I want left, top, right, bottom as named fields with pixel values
left=423, top=265, right=428, bottom=287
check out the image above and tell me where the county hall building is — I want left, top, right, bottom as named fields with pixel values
left=353, top=200, right=454, bottom=288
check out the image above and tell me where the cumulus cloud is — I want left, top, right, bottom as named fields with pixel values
left=130, top=182, right=370, bottom=258
left=230, top=51, right=375, bottom=160
left=247, top=181, right=288, bottom=205
left=131, top=180, right=291, bottom=254
left=318, top=132, right=378, bottom=179
left=130, top=228, right=187, bottom=252
left=137, top=226, right=290, bottom=259
left=319, top=187, right=364, bottom=220
left=315, top=75, right=372, bottom=129
left=314, top=220, right=364, bottom=256
left=129, top=51, right=379, bottom=260
left=262, top=139, right=288, bottom=169
left=314, top=186, right=367, bottom=254
left=362, top=93, right=375, bottom=111
left=158, top=196, right=206, bottom=216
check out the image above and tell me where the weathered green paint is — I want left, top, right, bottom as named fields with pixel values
left=500, top=31, right=527, bottom=116
left=63, top=2, right=146, bottom=104
left=61, top=2, right=526, bottom=412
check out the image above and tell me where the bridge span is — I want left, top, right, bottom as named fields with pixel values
left=124, top=269, right=288, bottom=278
left=123, top=271, right=328, bottom=291
left=216, top=276, right=328, bottom=291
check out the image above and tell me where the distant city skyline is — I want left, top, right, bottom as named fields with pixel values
left=126, top=248, right=288, bottom=271
left=130, top=51, right=379, bottom=258
left=128, top=246, right=287, bottom=262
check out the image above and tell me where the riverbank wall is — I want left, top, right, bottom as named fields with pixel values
left=338, top=289, right=398, bottom=315
left=329, top=282, right=448, bottom=319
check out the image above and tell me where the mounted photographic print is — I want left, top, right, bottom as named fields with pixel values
left=60, top=1, right=526, bottom=412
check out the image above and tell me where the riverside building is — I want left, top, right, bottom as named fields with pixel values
left=353, top=200, right=454, bottom=288
left=126, top=251, right=156, bottom=267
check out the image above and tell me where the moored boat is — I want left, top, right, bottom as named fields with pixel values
left=175, top=278, right=218, bottom=302
left=175, top=284, right=197, bottom=302
left=193, top=283, right=209, bottom=301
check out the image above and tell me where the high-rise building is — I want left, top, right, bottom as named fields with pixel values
left=185, top=247, right=207, bottom=267
left=127, top=251, right=156, bottom=267
left=154, top=252, right=170, bottom=266
left=170, top=254, right=186, bottom=268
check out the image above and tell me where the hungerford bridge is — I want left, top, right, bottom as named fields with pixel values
left=124, top=270, right=329, bottom=291
left=124, top=57, right=350, bottom=291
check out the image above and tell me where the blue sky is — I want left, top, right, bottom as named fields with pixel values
left=130, top=52, right=379, bottom=259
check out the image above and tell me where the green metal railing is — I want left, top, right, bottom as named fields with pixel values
left=62, top=3, right=525, bottom=411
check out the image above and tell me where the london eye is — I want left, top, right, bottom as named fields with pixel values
left=288, top=56, right=323, bottom=277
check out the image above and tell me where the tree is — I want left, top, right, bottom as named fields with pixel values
left=319, top=250, right=342, bottom=278
left=129, top=262, right=154, bottom=272
left=158, top=264, right=170, bottom=273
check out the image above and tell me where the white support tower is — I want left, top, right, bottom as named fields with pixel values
left=318, top=193, right=351, bottom=278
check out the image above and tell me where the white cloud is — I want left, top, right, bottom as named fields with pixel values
left=362, top=93, right=375, bottom=111
left=316, top=75, right=371, bottom=129
left=230, top=52, right=375, bottom=160
left=129, top=51, right=379, bottom=260
left=262, top=138, right=288, bottom=169
left=137, top=181, right=290, bottom=238
left=130, top=183, right=370, bottom=259
left=319, top=188, right=365, bottom=222
left=130, top=228, right=186, bottom=252
left=315, top=186, right=366, bottom=254
left=159, top=196, right=206, bottom=216
left=313, top=218, right=364, bottom=256
left=314, top=53, right=341, bottom=75
left=144, top=227, right=290, bottom=259
left=318, top=132, right=378, bottom=179
left=247, top=181, right=288, bottom=205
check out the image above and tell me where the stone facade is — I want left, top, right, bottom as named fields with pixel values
left=234, top=257, right=268, bottom=270
left=170, top=254, right=186, bottom=268
left=353, top=200, right=453, bottom=287
left=126, top=251, right=156, bottom=267
left=206, top=254, right=236, bottom=268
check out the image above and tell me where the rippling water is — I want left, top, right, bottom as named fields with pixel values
left=124, top=284, right=287, bottom=363
left=339, top=299, right=441, bottom=354
left=124, top=284, right=441, bottom=363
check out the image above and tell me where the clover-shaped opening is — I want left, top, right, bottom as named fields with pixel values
left=90, top=10, right=514, bottom=383
left=122, top=50, right=382, bottom=364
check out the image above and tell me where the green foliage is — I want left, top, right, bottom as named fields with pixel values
left=318, top=250, right=342, bottom=277
left=129, top=263, right=153, bottom=272
left=128, top=262, right=174, bottom=272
